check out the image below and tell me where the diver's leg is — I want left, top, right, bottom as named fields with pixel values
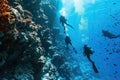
left=87, top=55, right=93, bottom=63
left=73, top=47, right=77, bottom=53
left=69, top=42, right=77, bottom=53
left=91, top=62, right=99, bottom=73
left=66, top=43, right=68, bottom=49
left=62, top=22, right=66, bottom=33
left=62, top=22, right=66, bottom=30
left=65, top=22, right=74, bottom=29
left=87, top=55, right=99, bottom=73
left=69, top=42, right=72, bottom=46
left=115, top=34, right=120, bottom=38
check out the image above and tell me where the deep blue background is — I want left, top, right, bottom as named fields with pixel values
left=56, top=0, right=120, bottom=80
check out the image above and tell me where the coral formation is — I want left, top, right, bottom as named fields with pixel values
left=0, top=0, right=15, bottom=34
left=0, top=0, right=60, bottom=80
left=0, top=0, right=81, bottom=80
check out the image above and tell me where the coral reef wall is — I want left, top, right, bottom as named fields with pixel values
left=0, top=0, right=64, bottom=80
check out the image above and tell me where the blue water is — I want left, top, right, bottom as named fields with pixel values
left=57, top=0, right=120, bottom=80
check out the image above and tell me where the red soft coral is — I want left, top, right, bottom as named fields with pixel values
left=0, top=0, right=15, bottom=34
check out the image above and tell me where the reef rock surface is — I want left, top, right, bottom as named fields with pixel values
left=0, top=0, right=66, bottom=80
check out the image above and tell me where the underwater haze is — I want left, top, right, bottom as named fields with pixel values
left=0, top=0, right=120, bottom=80
left=58, top=0, right=120, bottom=80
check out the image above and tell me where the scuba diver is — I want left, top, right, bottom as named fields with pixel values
left=60, top=15, right=74, bottom=33
left=65, top=34, right=77, bottom=53
left=83, top=44, right=99, bottom=73
left=102, top=30, right=120, bottom=39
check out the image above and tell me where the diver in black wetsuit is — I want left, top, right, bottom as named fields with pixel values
left=60, top=15, right=74, bottom=33
left=83, top=44, right=99, bottom=73
left=65, top=35, right=77, bottom=53
left=102, top=30, right=120, bottom=39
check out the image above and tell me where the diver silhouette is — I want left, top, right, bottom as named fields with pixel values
left=83, top=44, right=99, bottom=73
left=65, top=35, right=77, bottom=53
left=60, top=15, right=74, bottom=33
left=102, top=30, right=120, bottom=39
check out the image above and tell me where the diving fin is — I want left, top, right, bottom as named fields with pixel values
left=92, top=62, right=99, bottom=73
left=73, top=47, right=77, bottom=54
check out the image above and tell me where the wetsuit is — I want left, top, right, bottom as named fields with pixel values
left=84, top=45, right=99, bottom=73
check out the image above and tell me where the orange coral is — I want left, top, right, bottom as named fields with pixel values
left=0, top=0, right=15, bottom=34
